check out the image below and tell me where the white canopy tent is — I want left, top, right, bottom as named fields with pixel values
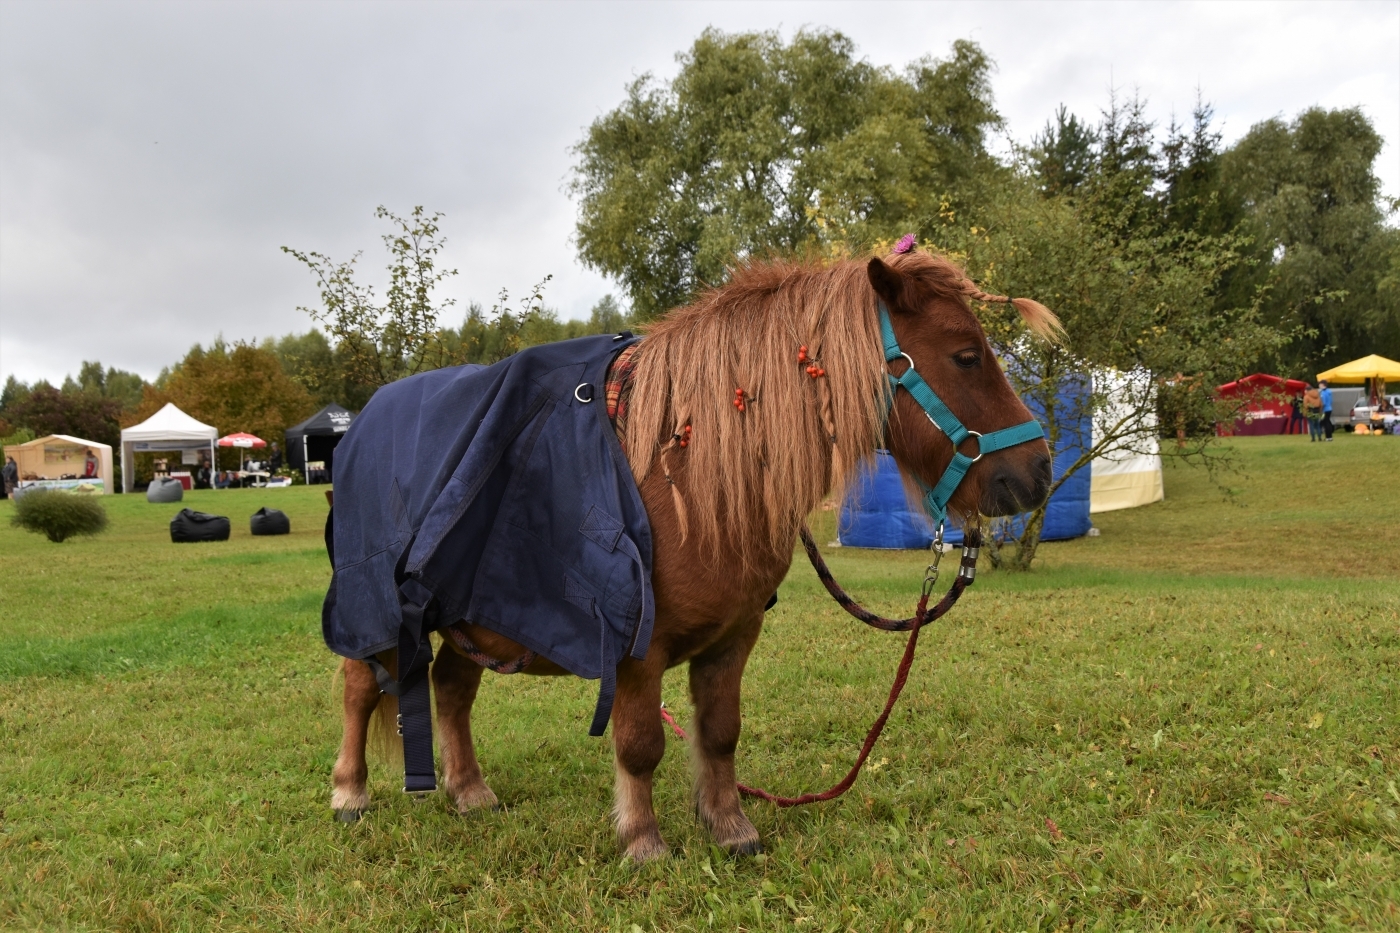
left=119, top=403, right=218, bottom=493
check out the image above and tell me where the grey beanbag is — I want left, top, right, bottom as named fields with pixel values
left=146, top=477, right=184, bottom=503
left=171, top=509, right=230, bottom=543
left=250, top=507, right=290, bottom=536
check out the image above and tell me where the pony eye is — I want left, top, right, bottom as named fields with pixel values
left=954, top=352, right=980, bottom=369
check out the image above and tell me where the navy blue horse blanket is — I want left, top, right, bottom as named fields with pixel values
left=323, top=333, right=654, bottom=758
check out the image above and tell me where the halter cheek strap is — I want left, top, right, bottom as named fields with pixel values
left=878, top=301, right=1045, bottom=525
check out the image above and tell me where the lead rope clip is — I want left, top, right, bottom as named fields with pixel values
left=921, top=521, right=946, bottom=599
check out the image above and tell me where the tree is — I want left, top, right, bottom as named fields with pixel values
left=1029, top=105, right=1095, bottom=197
left=1220, top=107, right=1400, bottom=373
left=1, top=375, right=33, bottom=415
left=128, top=341, right=316, bottom=461
left=61, top=361, right=148, bottom=413
left=935, top=96, right=1286, bottom=569
left=571, top=30, right=1003, bottom=318
left=586, top=294, right=630, bottom=334
left=5, top=385, right=124, bottom=448
left=264, top=329, right=343, bottom=408
left=441, top=277, right=557, bottom=366
left=283, top=206, right=463, bottom=392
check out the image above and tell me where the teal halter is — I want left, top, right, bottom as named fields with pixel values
left=879, top=301, right=1046, bottom=526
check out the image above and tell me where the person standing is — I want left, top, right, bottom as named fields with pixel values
left=1319, top=380, right=1335, bottom=441
left=1303, top=386, right=1323, bottom=441
left=269, top=442, right=283, bottom=474
left=2, top=455, right=17, bottom=498
left=1288, top=395, right=1305, bottom=434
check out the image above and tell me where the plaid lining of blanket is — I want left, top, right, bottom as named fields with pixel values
left=605, top=343, right=640, bottom=430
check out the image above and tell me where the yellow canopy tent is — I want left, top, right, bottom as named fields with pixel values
left=1315, top=354, right=1400, bottom=384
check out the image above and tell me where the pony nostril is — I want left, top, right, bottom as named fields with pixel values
left=1033, top=454, right=1052, bottom=488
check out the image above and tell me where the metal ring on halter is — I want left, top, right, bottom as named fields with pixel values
left=961, top=430, right=984, bottom=462
left=574, top=383, right=594, bottom=403
left=898, top=352, right=915, bottom=372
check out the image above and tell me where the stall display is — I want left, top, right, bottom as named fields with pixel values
left=121, top=404, right=218, bottom=493
left=286, top=404, right=354, bottom=484
left=3, top=434, right=114, bottom=494
left=1216, top=374, right=1310, bottom=436
left=1316, top=355, right=1400, bottom=432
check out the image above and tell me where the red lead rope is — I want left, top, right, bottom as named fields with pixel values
left=659, top=525, right=978, bottom=807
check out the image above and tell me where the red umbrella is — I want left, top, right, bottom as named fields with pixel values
left=217, top=433, right=266, bottom=471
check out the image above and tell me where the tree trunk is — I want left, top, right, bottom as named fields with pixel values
left=1011, top=504, right=1048, bottom=570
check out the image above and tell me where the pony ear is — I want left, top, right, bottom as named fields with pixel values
left=867, top=257, right=905, bottom=310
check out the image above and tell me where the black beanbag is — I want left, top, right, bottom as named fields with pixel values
left=250, top=507, right=290, bottom=536
left=171, top=509, right=231, bottom=543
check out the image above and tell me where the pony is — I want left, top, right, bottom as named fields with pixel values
left=331, top=247, right=1058, bottom=861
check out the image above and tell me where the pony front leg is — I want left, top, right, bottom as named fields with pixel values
left=611, top=656, right=669, bottom=862
left=432, top=643, right=499, bottom=811
left=331, top=657, right=381, bottom=820
left=688, top=613, right=764, bottom=855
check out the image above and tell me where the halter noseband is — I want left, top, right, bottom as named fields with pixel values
left=878, top=301, right=1045, bottom=527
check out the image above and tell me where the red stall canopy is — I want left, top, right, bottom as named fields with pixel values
left=1217, top=373, right=1311, bottom=436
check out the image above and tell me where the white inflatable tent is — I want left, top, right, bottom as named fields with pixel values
left=119, top=403, right=218, bottom=493
left=1089, top=372, right=1164, bottom=513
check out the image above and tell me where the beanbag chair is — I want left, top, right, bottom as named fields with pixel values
left=171, top=509, right=231, bottom=543
left=250, top=507, right=290, bottom=536
left=147, top=477, right=184, bottom=503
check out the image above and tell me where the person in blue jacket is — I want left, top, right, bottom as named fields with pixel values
left=1319, top=380, right=1335, bottom=441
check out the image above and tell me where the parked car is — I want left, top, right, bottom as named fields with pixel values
left=1326, top=387, right=1364, bottom=426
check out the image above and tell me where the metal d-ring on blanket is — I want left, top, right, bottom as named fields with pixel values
left=575, top=383, right=594, bottom=403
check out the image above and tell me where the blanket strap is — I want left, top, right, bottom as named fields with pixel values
left=362, top=549, right=439, bottom=795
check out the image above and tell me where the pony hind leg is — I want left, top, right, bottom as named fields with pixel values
left=331, top=657, right=382, bottom=820
left=432, top=644, right=499, bottom=811
left=688, top=614, right=764, bottom=855
left=611, top=656, right=669, bottom=862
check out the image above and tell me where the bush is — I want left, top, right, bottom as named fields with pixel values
left=11, top=489, right=110, bottom=542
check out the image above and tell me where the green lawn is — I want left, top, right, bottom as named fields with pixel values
left=2, top=434, right=1397, bottom=932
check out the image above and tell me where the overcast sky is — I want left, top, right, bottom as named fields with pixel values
left=3, top=0, right=1397, bottom=386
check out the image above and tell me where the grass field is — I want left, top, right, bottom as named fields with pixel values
left=2, top=434, right=1397, bottom=932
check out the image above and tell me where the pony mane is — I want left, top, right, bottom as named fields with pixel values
left=624, top=248, right=1010, bottom=565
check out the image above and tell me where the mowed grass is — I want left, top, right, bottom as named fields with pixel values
left=1, top=435, right=1396, bottom=932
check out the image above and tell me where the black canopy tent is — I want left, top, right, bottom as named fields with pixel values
left=286, top=404, right=355, bottom=484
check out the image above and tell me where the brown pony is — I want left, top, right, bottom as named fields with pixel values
left=331, top=248, right=1058, bottom=861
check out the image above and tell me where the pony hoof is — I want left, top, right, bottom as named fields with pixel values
left=624, top=835, right=670, bottom=864
left=335, top=809, right=363, bottom=823
left=452, top=784, right=500, bottom=813
left=726, top=838, right=764, bottom=857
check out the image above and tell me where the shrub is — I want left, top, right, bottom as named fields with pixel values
left=11, top=489, right=110, bottom=542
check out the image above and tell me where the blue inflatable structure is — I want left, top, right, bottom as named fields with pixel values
left=838, top=380, right=1092, bottom=547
